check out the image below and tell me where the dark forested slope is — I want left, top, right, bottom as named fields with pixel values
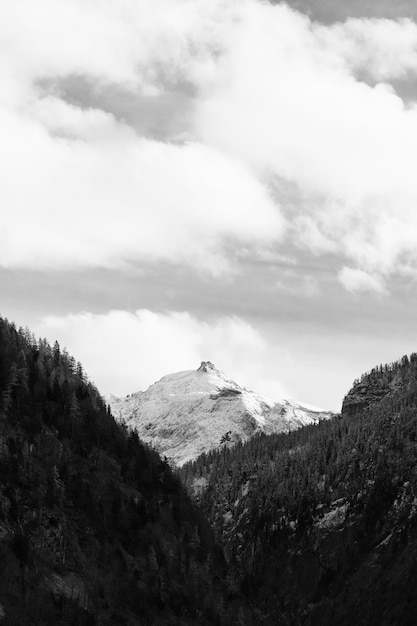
left=0, top=318, right=243, bottom=625
left=181, top=354, right=417, bottom=625
left=7, top=311, right=417, bottom=625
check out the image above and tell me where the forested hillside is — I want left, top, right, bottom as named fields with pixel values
left=0, top=317, right=244, bottom=625
left=181, top=354, right=417, bottom=625
left=5, top=311, right=417, bottom=625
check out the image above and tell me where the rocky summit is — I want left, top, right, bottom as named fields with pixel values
left=107, top=361, right=335, bottom=466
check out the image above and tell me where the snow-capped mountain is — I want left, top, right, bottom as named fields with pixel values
left=106, top=361, right=335, bottom=466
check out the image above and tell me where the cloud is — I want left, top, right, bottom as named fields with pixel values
left=0, top=100, right=283, bottom=274
left=3, top=0, right=417, bottom=286
left=316, top=17, right=417, bottom=81
left=275, top=271, right=320, bottom=297
left=191, top=3, right=417, bottom=282
left=0, top=0, right=285, bottom=275
left=338, top=267, right=387, bottom=293
left=34, top=309, right=290, bottom=399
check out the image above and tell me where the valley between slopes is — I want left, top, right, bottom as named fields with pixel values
left=0, top=317, right=416, bottom=625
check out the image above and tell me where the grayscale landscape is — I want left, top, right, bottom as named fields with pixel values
left=2, top=0, right=417, bottom=623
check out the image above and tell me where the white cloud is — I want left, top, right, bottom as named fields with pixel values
left=316, top=17, right=417, bottom=81
left=34, top=309, right=290, bottom=399
left=3, top=0, right=417, bottom=285
left=190, top=3, right=417, bottom=282
left=0, top=98, right=284, bottom=274
left=0, top=0, right=208, bottom=97
left=0, top=0, right=285, bottom=275
left=338, top=267, right=387, bottom=294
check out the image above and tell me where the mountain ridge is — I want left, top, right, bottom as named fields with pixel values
left=181, top=352, right=417, bottom=625
left=107, top=361, right=335, bottom=466
left=3, top=314, right=417, bottom=624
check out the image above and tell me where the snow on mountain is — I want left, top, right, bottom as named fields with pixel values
left=106, top=361, right=335, bottom=466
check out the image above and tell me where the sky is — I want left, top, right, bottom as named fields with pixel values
left=3, top=0, right=417, bottom=410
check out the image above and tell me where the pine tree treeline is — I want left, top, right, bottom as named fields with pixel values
left=6, top=313, right=417, bottom=624
left=180, top=353, right=417, bottom=625
left=0, top=317, right=244, bottom=625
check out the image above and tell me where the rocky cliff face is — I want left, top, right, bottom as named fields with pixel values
left=342, top=355, right=414, bottom=418
left=107, top=361, right=335, bottom=466
left=342, top=377, right=393, bottom=416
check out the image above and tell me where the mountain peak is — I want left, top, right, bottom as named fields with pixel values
left=108, top=363, right=335, bottom=466
left=197, top=361, right=219, bottom=374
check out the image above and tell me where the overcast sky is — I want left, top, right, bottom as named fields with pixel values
left=3, top=0, right=417, bottom=410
